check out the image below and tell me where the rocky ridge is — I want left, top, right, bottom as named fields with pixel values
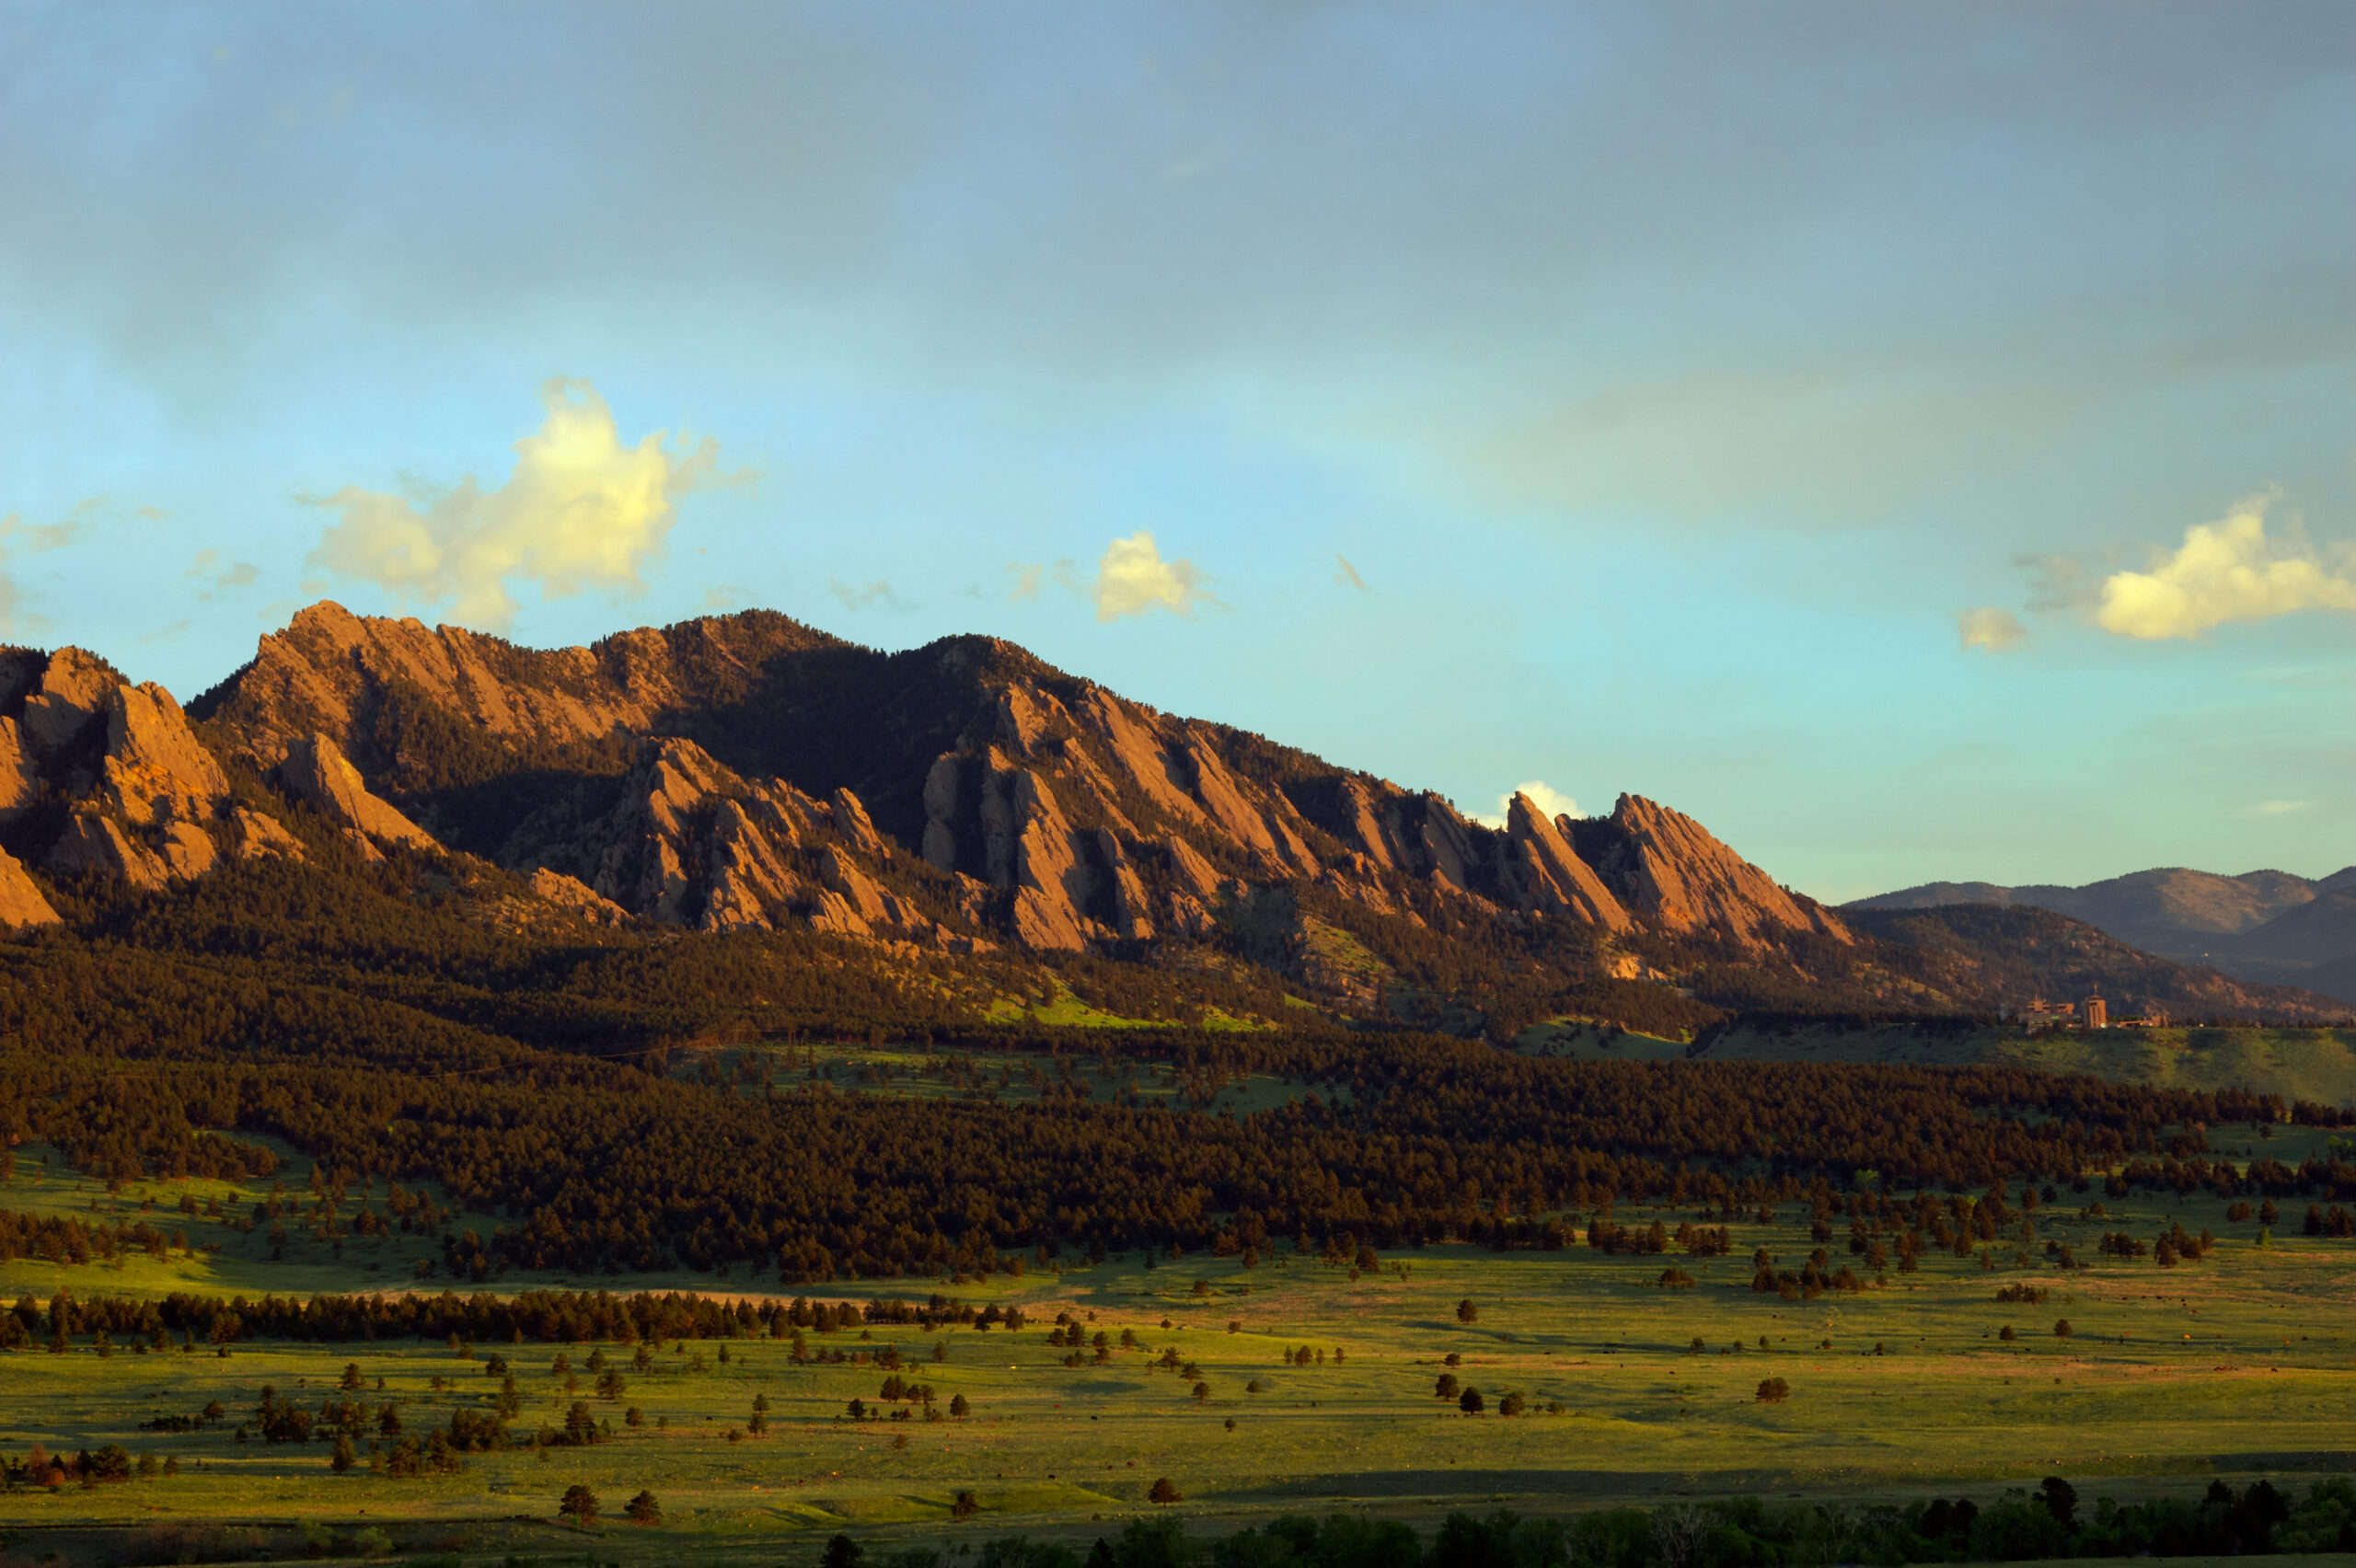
left=0, top=604, right=1851, bottom=992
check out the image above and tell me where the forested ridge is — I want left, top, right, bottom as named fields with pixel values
left=3, top=796, right=2349, bottom=1286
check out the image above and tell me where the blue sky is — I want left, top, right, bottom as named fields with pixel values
left=2, top=1, right=2350, bottom=899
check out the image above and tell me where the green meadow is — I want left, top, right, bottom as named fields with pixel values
left=4, top=1136, right=2351, bottom=1568
left=1684, top=1026, right=2356, bottom=1108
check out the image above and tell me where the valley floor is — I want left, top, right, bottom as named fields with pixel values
left=2, top=1170, right=2351, bottom=1567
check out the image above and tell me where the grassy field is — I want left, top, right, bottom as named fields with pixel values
left=4, top=1145, right=2352, bottom=1568
left=1689, top=1025, right=2356, bottom=1107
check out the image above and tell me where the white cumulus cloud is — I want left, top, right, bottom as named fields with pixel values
left=1090, top=531, right=1218, bottom=622
left=1956, top=605, right=2027, bottom=652
left=305, top=378, right=747, bottom=629
left=1472, top=778, right=1580, bottom=829
left=2096, top=496, right=2356, bottom=640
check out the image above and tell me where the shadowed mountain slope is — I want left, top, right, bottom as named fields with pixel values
left=0, top=599, right=2316, bottom=1038
left=1851, top=866, right=2356, bottom=1004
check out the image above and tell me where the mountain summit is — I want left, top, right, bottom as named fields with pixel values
left=0, top=602, right=2327, bottom=1032
left=1851, top=867, right=2356, bottom=1005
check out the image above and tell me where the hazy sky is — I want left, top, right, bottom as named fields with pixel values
left=3, top=2, right=2351, bottom=899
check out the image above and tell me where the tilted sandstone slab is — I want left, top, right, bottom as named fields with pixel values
left=51, top=814, right=169, bottom=890
left=225, top=807, right=306, bottom=861
left=0, top=846, right=60, bottom=929
left=1096, top=830, right=1156, bottom=941
left=1585, top=793, right=1851, bottom=950
left=0, top=719, right=40, bottom=822
left=527, top=867, right=625, bottom=924
left=21, top=649, right=116, bottom=758
left=281, top=733, right=440, bottom=851
left=1504, top=791, right=1631, bottom=931
left=101, top=683, right=231, bottom=828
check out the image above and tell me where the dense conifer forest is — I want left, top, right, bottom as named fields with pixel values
left=3, top=854, right=2350, bottom=1286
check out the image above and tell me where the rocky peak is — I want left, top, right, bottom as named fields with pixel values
left=101, top=683, right=230, bottom=828
left=1503, top=792, right=1631, bottom=930
left=1577, top=793, right=1850, bottom=950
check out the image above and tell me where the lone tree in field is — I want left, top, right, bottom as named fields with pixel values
left=950, top=1393, right=971, bottom=1419
left=1755, top=1378, right=1791, bottom=1404
left=1458, top=1387, right=1485, bottom=1415
left=824, top=1532, right=864, bottom=1568
left=2054, top=1319, right=2073, bottom=1338
left=1149, top=1477, right=1184, bottom=1505
left=1435, top=1373, right=1460, bottom=1401
left=626, top=1490, right=661, bottom=1525
left=1457, top=1298, right=1478, bottom=1324
left=329, top=1434, right=355, bottom=1474
left=950, top=1491, right=979, bottom=1521
left=559, top=1484, right=600, bottom=1526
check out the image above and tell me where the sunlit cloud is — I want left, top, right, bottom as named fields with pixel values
left=1956, top=605, right=2027, bottom=653
left=1471, top=778, right=1580, bottom=829
left=0, top=502, right=94, bottom=634
left=2096, top=496, right=2356, bottom=640
left=2241, top=799, right=2313, bottom=817
left=826, top=575, right=908, bottom=613
left=305, top=377, right=750, bottom=629
left=185, top=547, right=260, bottom=602
left=1091, top=531, right=1218, bottom=623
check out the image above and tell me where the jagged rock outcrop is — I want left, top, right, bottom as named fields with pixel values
left=541, top=737, right=958, bottom=942
left=1502, top=792, right=1631, bottom=930
left=526, top=867, right=624, bottom=925
left=0, top=847, right=59, bottom=928
left=0, top=720, right=41, bottom=822
left=22, top=648, right=117, bottom=758
left=225, top=807, right=305, bottom=862
left=1576, top=794, right=1851, bottom=951
left=176, top=602, right=1848, bottom=971
left=100, top=683, right=230, bottom=830
left=52, top=813, right=172, bottom=889
left=281, top=733, right=439, bottom=851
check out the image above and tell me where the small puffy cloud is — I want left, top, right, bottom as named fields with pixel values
left=2015, top=551, right=2096, bottom=615
left=1333, top=553, right=1369, bottom=592
left=0, top=503, right=91, bottom=633
left=826, top=575, right=907, bottom=613
left=1472, top=778, right=1580, bottom=829
left=1091, top=531, right=1218, bottom=622
left=185, top=547, right=260, bottom=601
left=2242, top=799, right=2313, bottom=817
left=305, top=377, right=748, bottom=629
left=1956, top=605, right=2027, bottom=653
left=2096, top=497, right=2356, bottom=640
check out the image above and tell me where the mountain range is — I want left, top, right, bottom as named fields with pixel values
left=1849, top=867, right=2356, bottom=1006
left=0, top=600, right=2334, bottom=1039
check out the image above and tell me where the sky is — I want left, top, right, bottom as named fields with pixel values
left=2, top=1, right=2351, bottom=901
